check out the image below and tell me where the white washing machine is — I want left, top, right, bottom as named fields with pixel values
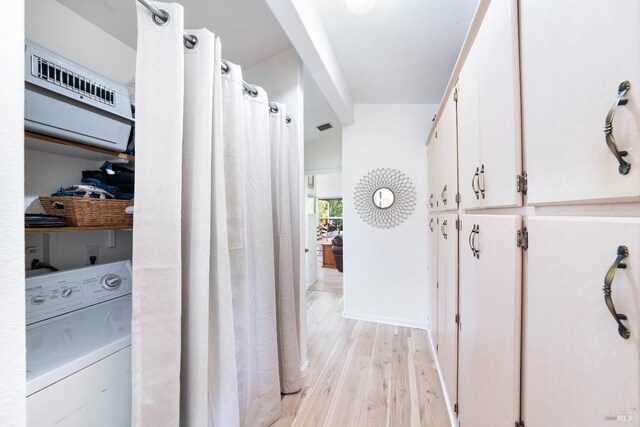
left=26, top=261, right=133, bottom=427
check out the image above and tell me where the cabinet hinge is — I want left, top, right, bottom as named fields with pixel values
left=454, top=403, right=458, bottom=414
left=516, top=171, right=528, bottom=195
left=516, top=227, right=528, bottom=251
left=515, top=421, right=525, bottom=427
left=436, top=344, right=439, bottom=352
left=453, top=87, right=458, bottom=102
left=455, top=314, right=459, bottom=324
left=455, top=192, right=461, bottom=204
left=455, top=219, right=460, bottom=231
left=436, top=281, right=439, bottom=289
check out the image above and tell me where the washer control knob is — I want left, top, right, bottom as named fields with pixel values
left=31, top=295, right=46, bottom=305
left=61, top=288, right=73, bottom=298
left=102, top=274, right=122, bottom=290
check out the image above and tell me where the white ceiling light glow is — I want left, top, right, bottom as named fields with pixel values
left=345, top=0, right=377, bottom=14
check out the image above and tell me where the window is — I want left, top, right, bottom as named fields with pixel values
left=317, top=198, right=343, bottom=240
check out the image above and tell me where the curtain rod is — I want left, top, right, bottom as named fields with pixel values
left=136, top=0, right=293, bottom=123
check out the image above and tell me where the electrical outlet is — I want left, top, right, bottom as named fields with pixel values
left=25, top=234, right=44, bottom=270
left=85, top=245, right=99, bottom=265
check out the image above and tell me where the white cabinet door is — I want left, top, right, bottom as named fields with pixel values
left=458, top=214, right=522, bottom=426
left=436, top=216, right=447, bottom=355
left=437, top=94, right=459, bottom=211
left=457, top=217, right=478, bottom=426
left=457, top=45, right=482, bottom=211
left=523, top=217, right=640, bottom=426
left=427, top=136, right=439, bottom=212
left=427, top=213, right=438, bottom=333
left=520, top=0, right=640, bottom=205
left=476, top=0, right=522, bottom=208
left=440, top=213, right=458, bottom=408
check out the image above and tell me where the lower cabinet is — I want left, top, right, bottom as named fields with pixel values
left=523, top=217, right=640, bottom=426
left=436, top=213, right=459, bottom=409
left=427, top=214, right=438, bottom=332
left=458, top=214, right=522, bottom=426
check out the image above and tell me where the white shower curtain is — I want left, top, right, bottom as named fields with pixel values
left=132, top=2, right=301, bottom=426
left=221, top=63, right=282, bottom=427
left=269, top=104, right=302, bottom=394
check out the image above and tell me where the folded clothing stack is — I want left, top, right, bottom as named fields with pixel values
left=81, top=162, right=134, bottom=200
left=52, top=183, right=116, bottom=199
left=25, top=213, right=68, bottom=228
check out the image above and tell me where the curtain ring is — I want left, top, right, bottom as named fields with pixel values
left=152, top=9, right=170, bottom=26
left=221, top=61, right=230, bottom=75
left=184, top=34, right=198, bottom=49
left=244, top=83, right=259, bottom=97
left=286, top=115, right=292, bottom=124
left=270, top=103, right=279, bottom=114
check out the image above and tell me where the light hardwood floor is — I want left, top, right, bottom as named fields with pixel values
left=272, top=265, right=450, bottom=427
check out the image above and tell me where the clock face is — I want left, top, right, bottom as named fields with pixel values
left=373, top=188, right=395, bottom=209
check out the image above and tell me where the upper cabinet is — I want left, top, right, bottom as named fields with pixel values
left=436, top=94, right=459, bottom=212
left=520, top=0, right=640, bottom=205
left=427, top=133, right=439, bottom=211
left=457, top=0, right=522, bottom=210
left=428, top=91, right=458, bottom=212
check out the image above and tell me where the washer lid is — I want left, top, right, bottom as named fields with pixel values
left=26, top=295, right=131, bottom=396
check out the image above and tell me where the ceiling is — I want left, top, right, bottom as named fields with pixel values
left=56, top=0, right=292, bottom=68
left=304, top=68, right=341, bottom=143
left=56, top=0, right=479, bottom=138
left=311, top=0, right=479, bottom=104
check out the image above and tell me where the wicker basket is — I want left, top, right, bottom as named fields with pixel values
left=39, top=197, right=133, bottom=227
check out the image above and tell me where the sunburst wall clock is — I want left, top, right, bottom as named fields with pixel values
left=353, top=168, right=417, bottom=229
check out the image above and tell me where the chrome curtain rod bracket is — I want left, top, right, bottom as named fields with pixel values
left=137, top=0, right=198, bottom=48
left=136, top=1, right=292, bottom=121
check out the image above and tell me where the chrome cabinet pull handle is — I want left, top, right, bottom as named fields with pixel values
left=603, top=245, right=631, bottom=339
left=468, top=226, right=476, bottom=256
left=479, top=164, right=486, bottom=199
left=472, top=167, right=480, bottom=200
left=441, top=185, right=447, bottom=205
left=429, top=193, right=434, bottom=208
left=472, top=224, right=480, bottom=259
left=605, top=81, right=632, bottom=175
left=429, top=217, right=434, bottom=232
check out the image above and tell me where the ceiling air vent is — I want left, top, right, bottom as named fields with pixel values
left=317, top=122, right=333, bottom=132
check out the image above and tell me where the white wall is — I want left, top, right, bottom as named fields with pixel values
left=0, top=1, right=25, bottom=425
left=26, top=0, right=136, bottom=85
left=244, top=49, right=309, bottom=371
left=342, top=103, right=438, bottom=328
left=305, top=132, right=342, bottom=174
left=315, top=173, right=342, bottom=199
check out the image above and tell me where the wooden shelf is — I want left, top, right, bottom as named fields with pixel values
left=25, top=226, right=132, bottom=233
left=25, top=131, right=134, bottom=163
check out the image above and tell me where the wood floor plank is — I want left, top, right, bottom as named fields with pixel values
left=271, top=388, right=310, bottom=427
left=411, top=331, right=449, bottom=427
left=271, top=265, right=448, bottom=427
left=292, top=335, right=355, bottom=426
left=358, top=375, right=391, bottom=427
left=370, top=324, right=394, bottom=380
left=354, top=321, right=377, bottom=356
left=324, top=354, right=371, bottom=427
left=390, top=335, right=411, bottom=427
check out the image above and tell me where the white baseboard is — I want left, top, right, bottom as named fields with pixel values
left=306, top=277, right=319, bottom=290
left=300, top=359, right=309, bottom=376
left=342, top=311, right=428, bottom=330
left=426, top=329, right=457, bottom=427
